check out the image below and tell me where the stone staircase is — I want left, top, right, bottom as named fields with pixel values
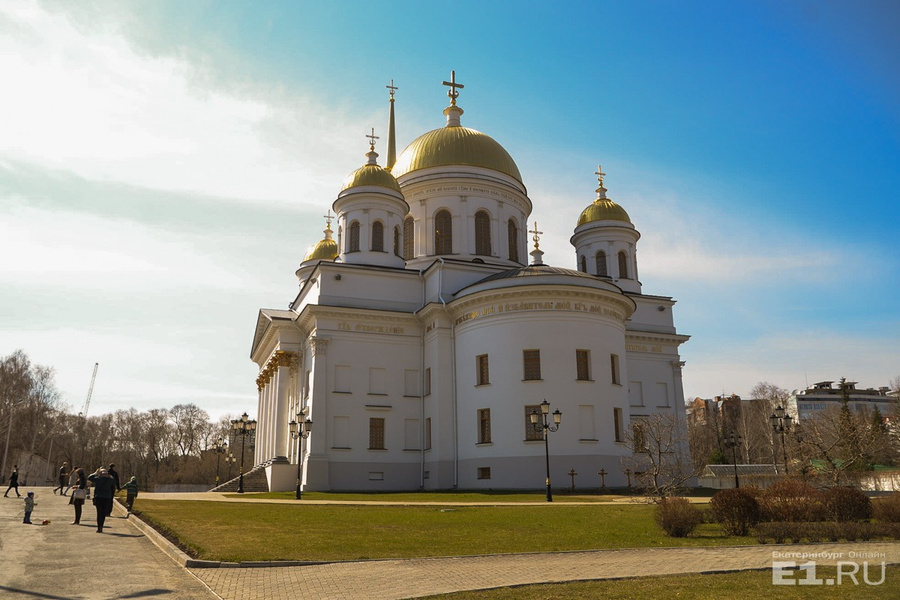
left=209, top=461, right=270, bottom=493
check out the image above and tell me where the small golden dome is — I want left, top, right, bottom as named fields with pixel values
left=577, top=198, right=632, bottom=225
left=340, top=163, right=401, bottom=193
left=303, top=237, right=338, bottom=262
left=391, top=117, right=522, bottom=183
left=576, top=165, right=631, bottom=226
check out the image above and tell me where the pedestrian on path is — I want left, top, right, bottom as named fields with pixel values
left=22, top=491, right=36, bottom=524
left=106, top=464, right=121, bottom=517
left=4, top=465, right=21, bottom=497
left=69, top=467, right=87, bottom=525
left=123, top=476, right=138, bottom=513
left=87, top=467, right=116, bottom=533
left=53, top=462, right=69, bottom=495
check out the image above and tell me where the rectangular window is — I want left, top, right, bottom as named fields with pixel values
left=656, top=382, right=670, bottom=407
left=613, top=408, right=624, bottom=442
left=369, top=418, right=385, bottom=450
left=476, top=354, right=490, bottom=386
left=524, top=405, right=543, bottom=441
left=578, top=405, right=595, bottom=440
left=334, top=365, right=350, bottom=393
left=333, top=416, right=350, bottom=448
left=369, top=367, right=387, bottom=395
left=424, top=367, right=432, bottom=396
left=368, top=472, right=384, bottom=481
left=424, top=417, right=432, bottom=450
left=523, top=349, right=541, bottom=381
left=404, top=418, right=420, bottom=450
left=404, top=369, right=419, bottom=397
left=477, top=467, right=491, bottom=480
left=478, top=409, right=491, bottom=444
left=576, top=349, right=591, bottom=381
left=610, top=354, right=620, bottom=385
left=629, top=381, right=644, bottom=406
left=632, top=416, right=648, bottom=452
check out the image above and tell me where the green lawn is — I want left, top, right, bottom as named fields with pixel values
left=416, top=566, right=898, bottom=599
left=223, top=490, right=631, bottom=502
left=134, top=501, right=752, bottom=562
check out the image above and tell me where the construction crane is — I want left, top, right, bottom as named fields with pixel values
left=80, top=363, right=99, bottom=418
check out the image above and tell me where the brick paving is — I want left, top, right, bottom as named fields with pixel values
left=190, top=542, right=900, bottom=600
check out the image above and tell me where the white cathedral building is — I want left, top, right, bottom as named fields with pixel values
left=249, top=74, right=690, bottom=492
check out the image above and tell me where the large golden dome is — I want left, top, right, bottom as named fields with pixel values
left=391, top=124, right=522, bottom=183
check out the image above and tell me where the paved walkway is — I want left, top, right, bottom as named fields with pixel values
left=3, top=488, right=898, bottom=599
left=0, top=486, right=216, bottom=600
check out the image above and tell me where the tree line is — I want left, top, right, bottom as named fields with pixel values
left=1, top=350, right=249, bottom=489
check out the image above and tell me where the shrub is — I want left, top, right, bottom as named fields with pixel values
left=710, top=488, right=760, bottom=536
left=872, top=492, right=900, bottom=523
left=753, top=521, right=793, bottom=544
left=655, top=496, right=702, bottom=537
left=823, top=486, right=872, bottom=522
left=759, top=479, right=824, bottom=522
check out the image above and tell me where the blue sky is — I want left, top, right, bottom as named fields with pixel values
left=1, top=0, right=898, bottom=420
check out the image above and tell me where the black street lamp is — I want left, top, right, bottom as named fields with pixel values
left=288, top=414, right=313, bottom=500
left=770, top=405, right=793, bottom=476
left=225, top=452, right=236, bottom=480
left=529, top=400, right=562, bottom=502
left=725, top=430, right=742, bottom=489
left=212, top=438, right=228, bottom=487
left=231, top=412, right=257, bottom=493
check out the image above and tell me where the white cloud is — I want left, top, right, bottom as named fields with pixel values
left=0, top=1, right=361, bottom=206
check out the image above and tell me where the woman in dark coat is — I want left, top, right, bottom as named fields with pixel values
left=69, top=467, right=87, bottom=525
left=87, top=468, right=116, bottom=533
left=4, top=465, right=20, bottom=497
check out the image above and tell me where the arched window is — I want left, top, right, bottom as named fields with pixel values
left=507, top=218, right=519, bottom=262
left=435, top=210, right=452, bottom=255
left=474, top=211, right=491, bottom=256
left=403, top=216, right=414, bottom=259
left=393, top=226, right=401, bottom=257
left=348, top=221, right=360, bottom=253
left=618, top=251, right=629, bottom=279
left=595, top=251, right=608, bottom=277
left=580, top=255, right=587, bottom=273
left=371, top=221, right=384, bottom=252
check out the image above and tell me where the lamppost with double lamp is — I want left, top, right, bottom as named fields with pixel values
left=225, top=452, right=236, bottom=480
left=770, top=405, right=793, bottom=475
left=212, top=438, right=228, bottom=487
left=530, top=400, right=562, bottom=502
left=231, top=412, right=257, bottom=493
left=288, top=414, right=313, bottom=500
left=725, top=430, right=742, bottom=488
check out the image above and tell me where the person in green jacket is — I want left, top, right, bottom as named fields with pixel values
left=123, top=476, right=139, bottom=513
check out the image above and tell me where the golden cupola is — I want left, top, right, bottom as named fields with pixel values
left=576, top=168, right=632, bottom=226
left=303, top=217, right=338, bottom=262
left=390, top=71, right=522, bottom=185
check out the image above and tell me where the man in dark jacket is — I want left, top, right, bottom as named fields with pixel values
left=4, top=465, right=20, bottom=497
left=106, top=464, right=121, bottom=517
left=87, top=468, right=117, bottom=533
left=54, top=462, right=69, bottom=495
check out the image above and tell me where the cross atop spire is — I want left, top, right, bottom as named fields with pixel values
left=529, top=221, right=543, bottom=250
left=595, top=164, right=609, bottom=199
left=366, top=128, right=380, bottom=151
left=323, top=209, right=334, bottom=238
left=442, top=70, right=464, bottom=106
left=386, top=79, right=398, bottom=100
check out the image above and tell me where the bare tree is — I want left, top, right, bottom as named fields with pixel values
left=623, top=413, right=698, bottom=497
left=170, top=403, right=210, bottom=457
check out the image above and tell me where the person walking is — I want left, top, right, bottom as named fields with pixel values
left=69, top=467, right=87, bottom=525
left=23, top=491, right=36, bottom=524
left=4, top=465, right=21, bottom=497
left=53, top=461, right=69, bottom=495
left=87, top=467, right=116, bottom=533
left=106, top=464, right=120, bottom=516
left=123, top=476, right=138, bottom=513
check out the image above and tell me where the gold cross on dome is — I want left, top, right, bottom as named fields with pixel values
left=366, top=128, right=379, bottom=150
left=442, top=70, right=464, bottom=105
left=529, top=221, right=543, bottom=249
left=595, top=165, right=606, bottom=188
left=323, top=209, right=333, bottom=228
left=386, top=79, right=398, bottom=99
